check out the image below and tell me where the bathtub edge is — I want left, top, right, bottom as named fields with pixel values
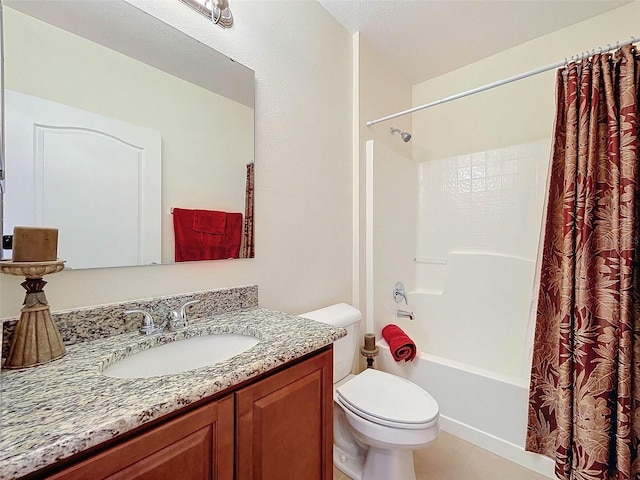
left=440, top=415, right=555, bottom=478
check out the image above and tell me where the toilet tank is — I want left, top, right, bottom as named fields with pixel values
left=299, top=303, right=362, bottom=383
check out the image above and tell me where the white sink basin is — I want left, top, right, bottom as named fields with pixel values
left=102, top=333, right=260, bottom=378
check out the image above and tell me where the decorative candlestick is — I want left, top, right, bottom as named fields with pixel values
left=360, top=333, right=379, bottom=369
left=0, top=260, right=66, bottom=368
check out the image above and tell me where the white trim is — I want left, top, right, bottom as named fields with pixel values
left=352, top=32, right=361, bottom=310
left=365, top=140, right=375, bottom=332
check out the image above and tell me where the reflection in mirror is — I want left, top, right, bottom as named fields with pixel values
left=1, top=0, right=255, bottom=269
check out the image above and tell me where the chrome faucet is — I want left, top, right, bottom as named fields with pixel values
left=124, top=309, right=167, bottom=335
left=168, top=300, right=200, bottom=330
left=397, top=309, right=414, bottom=320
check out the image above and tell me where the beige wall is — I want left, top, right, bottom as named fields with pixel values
left=0, top=0, right=354, bottom=316
left=369, top=140, right=417, bottom=339
left=358, top=35, right=412, bottom=161
left=412, top=1, right=640, bottom=162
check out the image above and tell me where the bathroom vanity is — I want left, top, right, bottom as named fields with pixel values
left=0, top=289, right=344, bottom=480
left=47, top=349, right=332, bottom=480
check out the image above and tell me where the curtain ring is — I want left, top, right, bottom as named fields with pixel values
left=598, top=46, right=603, bottom=55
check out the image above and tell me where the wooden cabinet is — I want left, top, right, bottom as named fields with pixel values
left=42, top=347, right=332, bottom=480
left=236, top=348, right=333, bottom=480
left=48, top=395, right=234, bottom=480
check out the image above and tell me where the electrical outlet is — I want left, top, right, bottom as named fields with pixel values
left=3, top=235, right=13, bottom=249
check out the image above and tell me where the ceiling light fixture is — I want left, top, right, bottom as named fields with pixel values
left=179, top=0, right=233, bottom=29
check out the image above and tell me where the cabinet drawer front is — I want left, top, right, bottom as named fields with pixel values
left=48, top=395, right=234, bottom=480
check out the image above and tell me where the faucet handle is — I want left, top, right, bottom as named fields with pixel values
left=124, top=309, right=160, bottom=335
left=177, top=300, right=200, bottom=319
left=169, top=300, right=200, bottom=330
left=393, top=281, right=408, bottom=305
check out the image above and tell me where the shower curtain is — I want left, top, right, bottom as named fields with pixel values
left=242, top=162, right=255, bottom=258
left=526, top=45, right=640, bottom=480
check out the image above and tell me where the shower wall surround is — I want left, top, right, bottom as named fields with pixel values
left=417, top=139, right=550, bottom=269
left=414, top=139, right=550, bottom=378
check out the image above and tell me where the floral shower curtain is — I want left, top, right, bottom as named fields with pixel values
left=526, top=45, right=640, bottom=480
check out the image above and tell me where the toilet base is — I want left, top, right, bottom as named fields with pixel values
left=333, top=444, right=365, bottom=480
left=362, top=447, right=415, bottom=480
left=333, top=444, right=417, bottom=480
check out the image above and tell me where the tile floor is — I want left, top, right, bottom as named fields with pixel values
left=332, top=431, right=551, bottom=480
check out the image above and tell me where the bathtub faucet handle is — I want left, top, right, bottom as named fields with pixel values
left=393, top=281, right=408, bottom=305
left=397, top=309, right=414, bottom=320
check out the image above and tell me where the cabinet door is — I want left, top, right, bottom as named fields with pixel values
left=48, top=395, right=234, bottom=480
left=236, top=348, right=333, bottom=480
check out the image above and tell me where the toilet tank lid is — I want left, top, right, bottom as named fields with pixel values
left=299, top=303, right=362, bottom=327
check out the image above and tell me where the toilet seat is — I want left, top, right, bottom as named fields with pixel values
left=336, top=369, right=439, bottom=430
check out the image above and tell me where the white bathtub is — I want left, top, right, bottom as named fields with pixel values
left=375, top=339, right=555, bottom=478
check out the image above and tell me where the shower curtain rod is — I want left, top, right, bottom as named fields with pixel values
left=366, top=35, right=640, bottom=127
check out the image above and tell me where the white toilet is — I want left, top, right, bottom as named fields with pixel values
left=300, top=303, right=440, bottom=480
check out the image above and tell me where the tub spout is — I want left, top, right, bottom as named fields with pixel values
left=397, top=309, right=414, bottom=320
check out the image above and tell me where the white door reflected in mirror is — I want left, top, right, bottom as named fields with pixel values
left=5, top=90, right=162, bottom=269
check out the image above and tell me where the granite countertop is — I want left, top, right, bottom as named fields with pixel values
left=0, top=307, right=346, bottom=479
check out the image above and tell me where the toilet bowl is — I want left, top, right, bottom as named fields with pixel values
left=300, top=303, right=440, bottom=480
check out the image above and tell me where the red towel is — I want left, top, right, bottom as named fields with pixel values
left=193, top=210, right=226, bottom=237
left=173, top=208, right=242, bottom=262
left=222, top=213, right=242, bottom=259
left=382, top=324, right=417, bottom=362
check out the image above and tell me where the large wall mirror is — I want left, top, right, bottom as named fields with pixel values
left=1, top=0, right=255, bottom=270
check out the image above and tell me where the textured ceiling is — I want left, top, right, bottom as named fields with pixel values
left=317, top=0, right=633, bottom=84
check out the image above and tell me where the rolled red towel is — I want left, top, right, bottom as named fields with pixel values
left=382, top=324, right=417, bottom=362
